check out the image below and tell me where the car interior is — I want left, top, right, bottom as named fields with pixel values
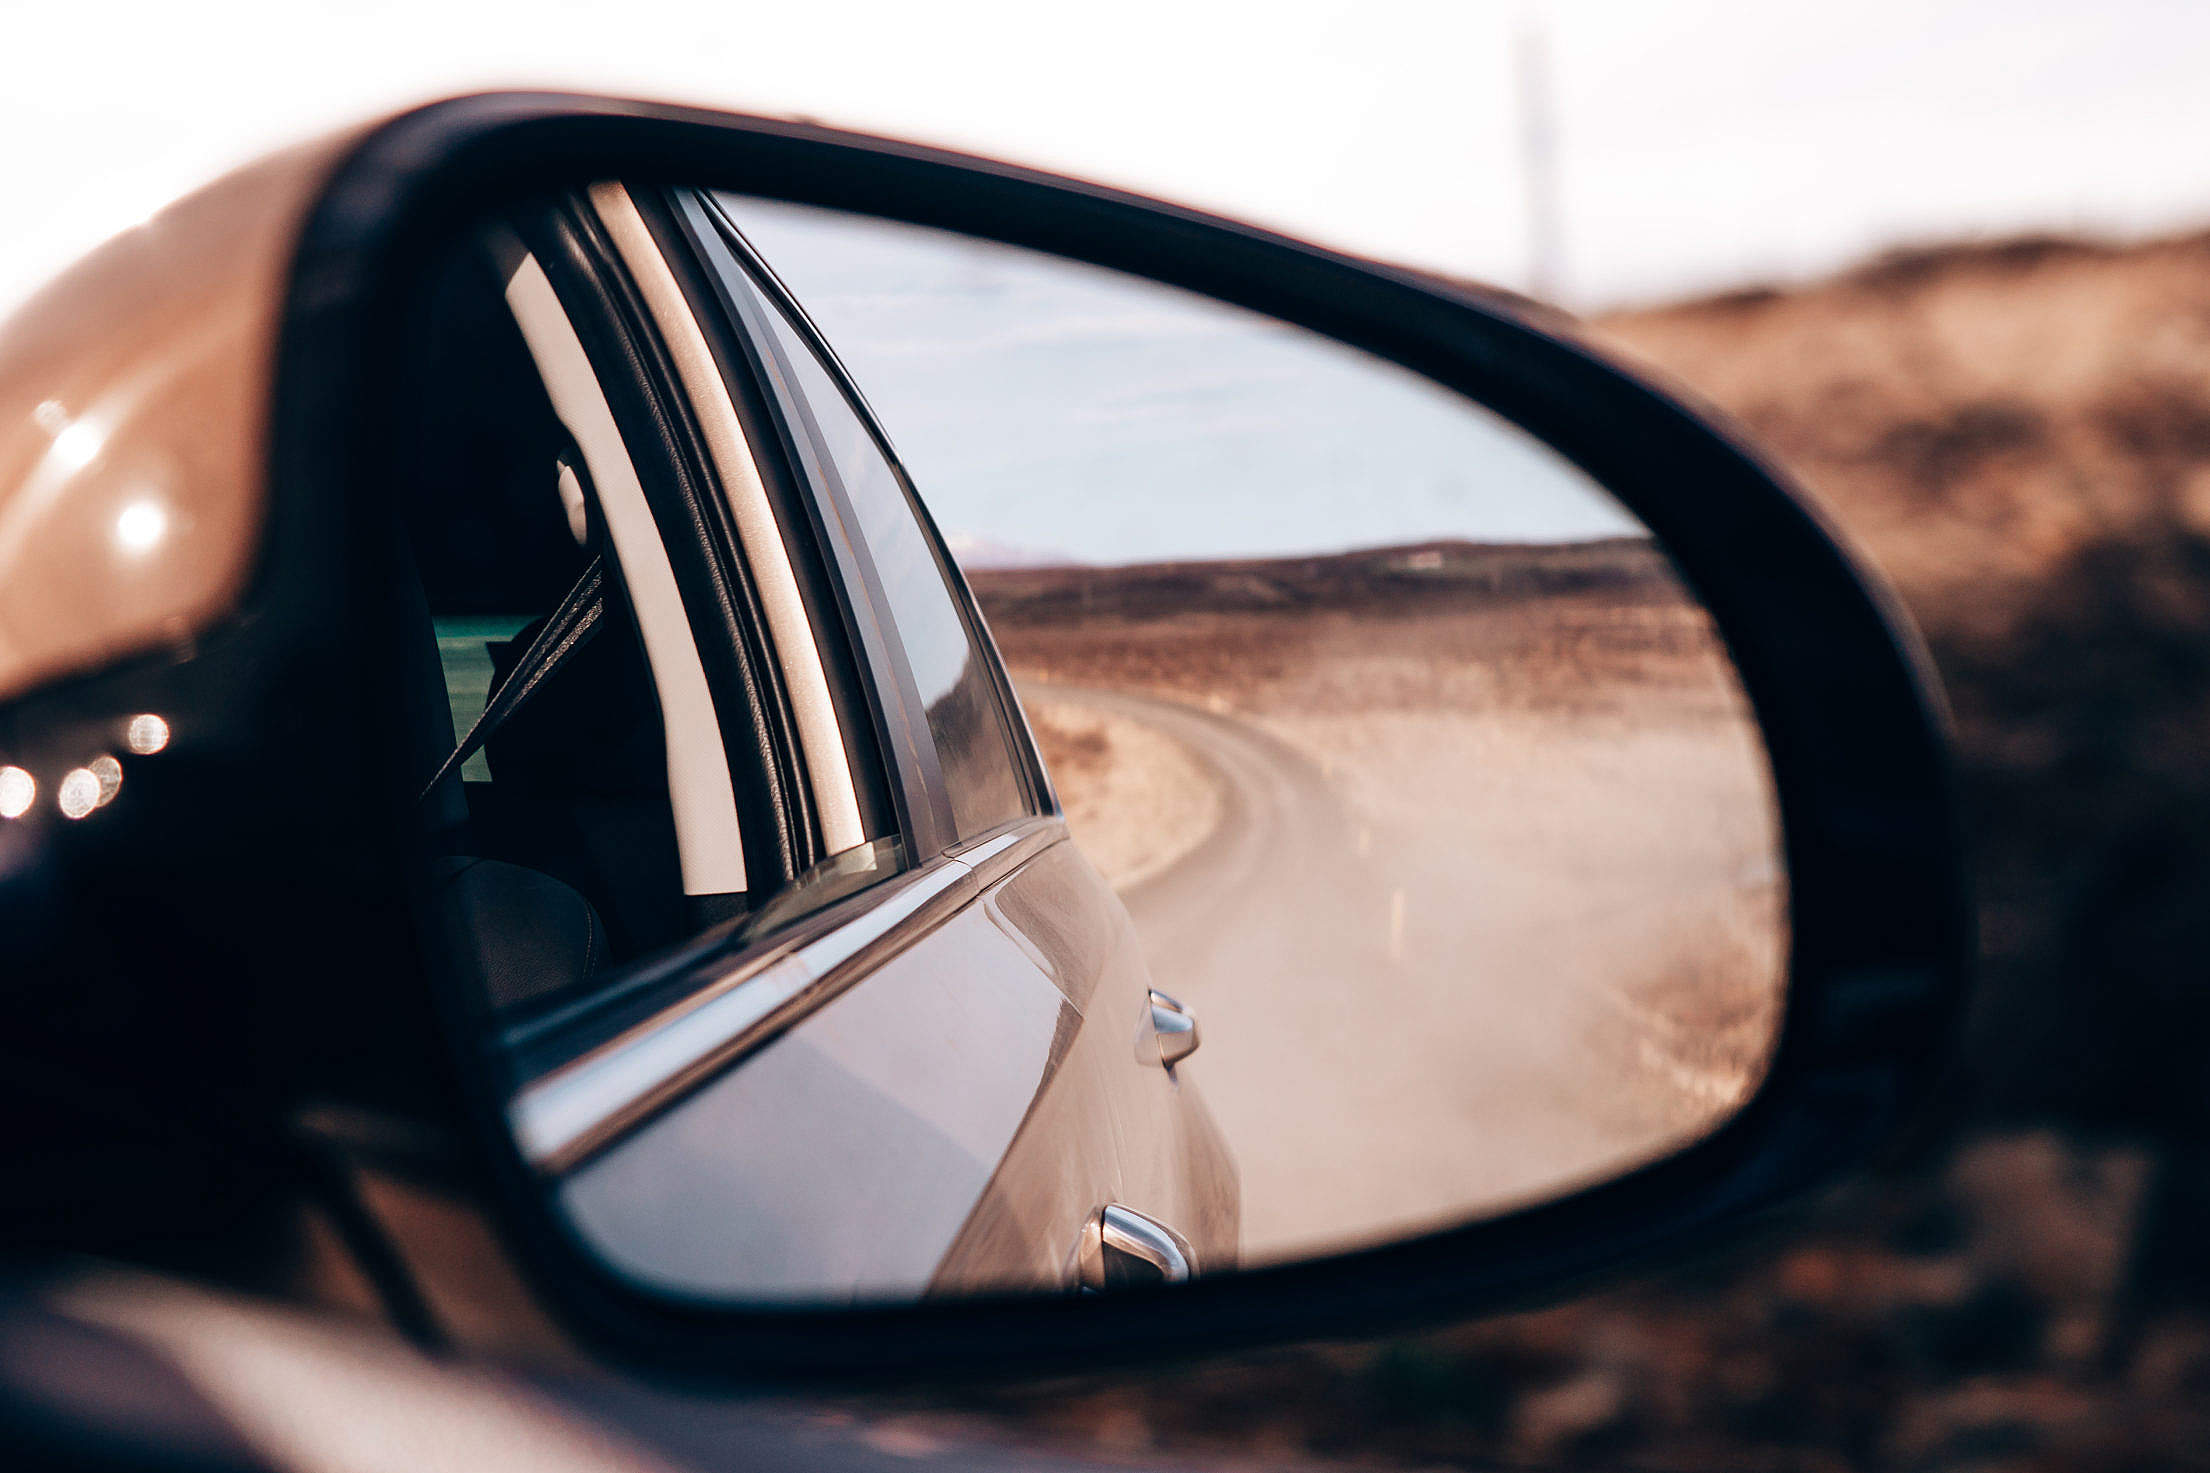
left=388, top=207, right=982, bottom=1063
left=393, top=239, right=689, bottom=1024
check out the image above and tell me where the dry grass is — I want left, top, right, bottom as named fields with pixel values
left=1019, top=697, right=1219, bottom=891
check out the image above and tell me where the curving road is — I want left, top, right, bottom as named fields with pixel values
left=1024, top=680, right=1776, bottom=1265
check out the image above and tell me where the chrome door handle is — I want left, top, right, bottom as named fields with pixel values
left=1147, top=989, right=1199, bottom=1068
left=1075, top=1204, right=1195, bottom=1293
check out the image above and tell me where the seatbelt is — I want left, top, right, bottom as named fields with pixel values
left=419, top=555, right=609, bottom=803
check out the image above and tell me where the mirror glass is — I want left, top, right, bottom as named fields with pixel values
left=394, top=185, right=1784, bottom=1308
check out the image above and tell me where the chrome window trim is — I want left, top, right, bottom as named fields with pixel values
left=587, top=183, right=870, bottom=857
left=509, top=814, right=1068, bottom=1173
left=494, top=236, right=750, bottom=898
left=944, top=820, right=1054, bottom=888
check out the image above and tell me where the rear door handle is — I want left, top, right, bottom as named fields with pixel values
left=1147, top=989, right=1199, bottom=1068
left=1075, top=1204, right=1195, bottom=1292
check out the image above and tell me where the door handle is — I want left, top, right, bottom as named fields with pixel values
left=1147, top=989, right=1199, bottom=1068
left=1075, top=1204, right=1195, bottom=1293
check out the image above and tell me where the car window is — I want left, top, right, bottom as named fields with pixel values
left=399, top=231, right=751, bottom=1005
left=695, top=211, right=1033, bottom=845
left=430, top=613, right=530, bottom=782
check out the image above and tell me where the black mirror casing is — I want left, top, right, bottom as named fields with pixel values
left=260, top=92, right=1970, bottom=1380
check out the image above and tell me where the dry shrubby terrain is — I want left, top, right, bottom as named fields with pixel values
left=976, top=538, right=1720, bottom=714
left=907, top=233, right=2210, bottom=1470
left=1019, top=700, right=1219, bottom=891
left=1604, top=236, right=2210, bottom=1138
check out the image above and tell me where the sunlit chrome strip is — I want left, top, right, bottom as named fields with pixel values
left=949, top=818, right=1063, bottom=889
left=510, top=858, right=972, bottom=1173
left=947, top=828, right=1023, bottom=871
left=496, top=235, right=749, bottom=897
left=589, top=183, right=869, bottom=856
left=791, top=861, right=958, bottom=976
left=510, top=952, right=810, bottom=1171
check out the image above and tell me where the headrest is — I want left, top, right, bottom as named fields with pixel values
left=425, top=856, right=606, bottom=1014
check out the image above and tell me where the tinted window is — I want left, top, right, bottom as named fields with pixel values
left=704, top=221, right=1030, bottom=842
left=400, top=242, right=692, bottom=978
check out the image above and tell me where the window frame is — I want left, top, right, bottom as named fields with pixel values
left=513, top=195, right=816, bottom=908
left=643, top=187, right=924, bottom=860
left=449, top=185, right=1075, bottom=1168
left=671, top=188, right=1055, bottom=855
left=667, top=189, right=954, bottom=859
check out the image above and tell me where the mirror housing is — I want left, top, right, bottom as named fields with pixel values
left=0, top=91, right=1968, bottom=1381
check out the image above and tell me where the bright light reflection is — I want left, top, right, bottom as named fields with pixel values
left=57, top=768, right=99, bottom=819
left=88, top=755, right=122, bottom=806
left=126, top=713, right=169, bottom=755
left=0, top=766, right=32, bottom=819
left=114, top=499, right=168, bottom=554
left=31, top=400, right=68, bottom=435
left=50, top=420, right=103, bottom=474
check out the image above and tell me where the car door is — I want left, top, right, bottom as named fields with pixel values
left=455, top=184, right=1234, bottom=1305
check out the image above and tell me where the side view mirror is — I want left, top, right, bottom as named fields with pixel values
left=0, top=93, right=1966, bottom=1380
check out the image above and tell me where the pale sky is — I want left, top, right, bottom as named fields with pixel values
left=722, top=196, right=1636, bottom=561
left=6, top=0, right=2210, bottom=321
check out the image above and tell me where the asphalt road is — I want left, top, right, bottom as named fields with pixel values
left=1028, top=681, right=1775, bottom=1266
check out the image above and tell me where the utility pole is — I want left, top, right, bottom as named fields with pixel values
left=1516, top=8, right=1564, bottom=303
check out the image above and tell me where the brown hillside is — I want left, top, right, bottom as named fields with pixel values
left=1598, top=231, right=2210, bottom=650
left=968, top=536, right=1673, bottom=624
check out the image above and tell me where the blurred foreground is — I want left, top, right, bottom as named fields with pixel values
left=898, top=231, right=2210, bottom=1469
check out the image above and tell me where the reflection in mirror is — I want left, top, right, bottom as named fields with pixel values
left=396, top=186, right=1784, bottom=1310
